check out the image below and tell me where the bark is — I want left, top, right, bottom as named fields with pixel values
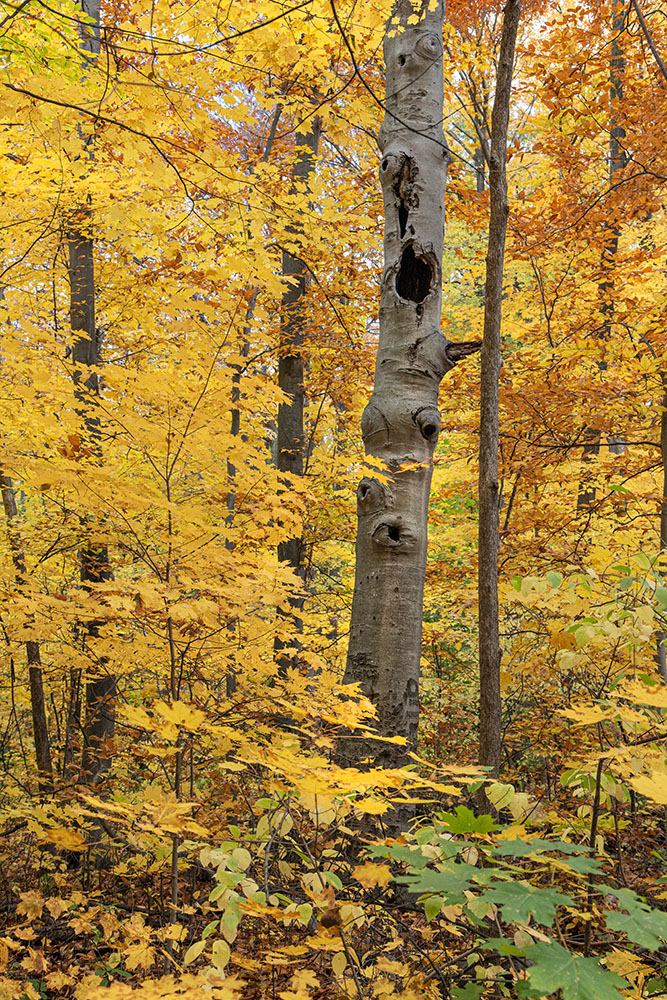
left=478, top=0, right=521, bottom=780
left=656, top=378, right=667, bottom=683
left=68, top=231, right=116, bottom=783
left=66, top=0, right=116, bottom=783
left=338, top=0, right=479, bottom=773
left=275, top=122, right=321, bottom=673
left=474, top=146, right=485, bottom=193
left=226, top=103, right=283, bottom=548
left=0, top=475, right=53, bottom=793
left=577, top=0, right=626, bottom=510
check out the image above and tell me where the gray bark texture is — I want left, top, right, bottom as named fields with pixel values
left=577, top=0, right=626, bottom=510
left=66, top=0, right=116, bottom=784
left=478, top=0, right=521, bottom=779
left=0, top=475, right=53, bottom=792
left=275, top=122, right=321, bottom=674
left=68, top=233, right=116, bottom=783
left=338, top=0, right=479, bottom=771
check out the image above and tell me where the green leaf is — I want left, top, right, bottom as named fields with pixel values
left=484, top=881, right=573, bottom=926
left=521, top=941, right=627, bottom=999
left=558, top=854, right=601, bottom=875
left=370, top=843, right=430, bottom=868
left=396, top=861, right=479, bottom=903
left=547, top=571, right=563, bottom=588
left=655, top=587, right=667, bottom=609
left=424, top=894, right=443, bottom=922
left=436, top=805, right=500, bottom=834
left=602, top=887, right=667, bottom=951
left=452, top=985, right=484, bottom=1000
left=492, top=838, right=591, bottom=858
left=481, top=936, right=530, bottom=956
left=606, top=909, right=667, bottom=952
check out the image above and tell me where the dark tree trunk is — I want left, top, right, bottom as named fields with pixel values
left=0, top=475, right=53, bottom=793
left=275, top=122, right=321, bottom=674
left=66, top=4, right=116, bottom=782
left=68, top=232, right=116, bottom=783
left=478, top=0, right=521, bottom=780
left=577, top=0, right=627, bottom=510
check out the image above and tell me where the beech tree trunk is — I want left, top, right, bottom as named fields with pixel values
left=339, top=0, right=478, bottom=771
left=0, top=475, right=53, bottom=792
left=478, top=0, right=521, bottom=780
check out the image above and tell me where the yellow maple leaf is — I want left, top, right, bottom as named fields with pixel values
left=619, top=680, right=667, bottom=709
left=155, top=700, right=207, bottom=731
left=45, top=827, right=85, bottom=851
left=354, top=798, right=390, bottom=815
left=630, top=768, right=667, bottom=804
left=16, top=890, right=43, bottom=921
left=352, top=862, right=393, bottom=888
left=123, top=940, right=155, bottom=971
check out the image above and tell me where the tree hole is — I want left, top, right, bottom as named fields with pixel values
left=398, top=204, right=408, bottom=238
left=396, top=245, right=433, bottom=303
left=423, top=424, right=437, bottom=438
left=416, top=303, right=423, bottom=318
left=398, top=54, right=406, bottom=65
left=387, top=524, right=400, bottom=543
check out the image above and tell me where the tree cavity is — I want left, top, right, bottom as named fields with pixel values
left=396, top=244, right=434, bottom=303
left=393, top=156, right=418, bottom=239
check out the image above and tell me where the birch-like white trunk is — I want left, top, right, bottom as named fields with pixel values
left=339, top=0, right=478, bottom=770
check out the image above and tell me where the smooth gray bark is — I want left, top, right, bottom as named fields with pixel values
left=478, top=0, right=521, bottom=779
left=0, top=475, right=53, bottom=793
left=339, top=0, right=479, bottom=772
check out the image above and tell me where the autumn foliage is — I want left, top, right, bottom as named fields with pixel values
left=0, top=0, right=666, bottom=998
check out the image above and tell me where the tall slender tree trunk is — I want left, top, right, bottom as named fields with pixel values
left=656, top=378, right=667, bottom=683
left=478, top=0, right=521, bottom=780
left=578, top=0, right=626, bottom=510
left=275, top=121, right=321, bottom=673
left=338, top=0, right=478, bottom=773
left=0, top=476, right=53, bottom=792
left=66, top=0, right=115, bottom=784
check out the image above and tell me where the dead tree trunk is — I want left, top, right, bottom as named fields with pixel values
left=478, top=0, right=521, bottom=780
left=0, top=476, right=53, bottom=793
left=338, top=0, right=478, bottom=772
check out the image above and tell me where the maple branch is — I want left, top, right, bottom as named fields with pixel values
left=34, top=0, right=316, bottom=56
left=2, top=82, right=234, bottom=203
left=0, top=0, right=31, bottom=30
left=631, top=0, right=667, bottom=84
